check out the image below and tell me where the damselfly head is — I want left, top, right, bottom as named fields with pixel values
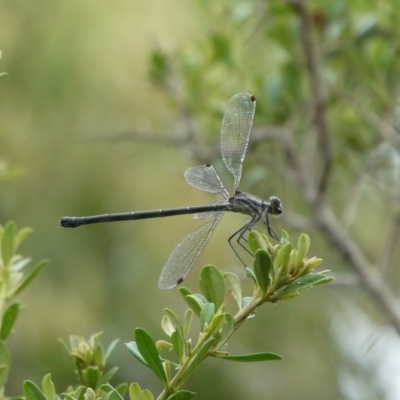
left=268, top=196, right=282, bottom=215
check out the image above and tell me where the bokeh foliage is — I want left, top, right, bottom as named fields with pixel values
left=1, top=0, right=400, bottom=399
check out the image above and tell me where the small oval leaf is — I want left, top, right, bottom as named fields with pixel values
left=247, top=231, right=268, bottom=254
left=223, top=272, right=243, bottom=310
left=42, top=374, right=56, bottom=400
left=86, top=366, right=100, bottom=388
left=296, top=234, right=310, bottom=266
left=1, top=302, right=21, bottom=340
left=217, top=313, right=235, bottom=348
left=274, top=242, right=292, bottom=268
left=199, top=265, right=226, bottom=310
left=275, top=273, right=332, bottom=299
left=171, top=331, right=184, bottom=361
left=134, top=328, right=167, bottom=386
left=129, top=382, right=154, bottom=400
left=23, top=381, right=47, bottom=400
left=253, top=250, right=272, bottom=294
left=166, top=390, right=196, bottom=399
left=14, top=260, right=48, bottom=296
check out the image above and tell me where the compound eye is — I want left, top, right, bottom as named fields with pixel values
left=269, top=196, right=282, bottom=214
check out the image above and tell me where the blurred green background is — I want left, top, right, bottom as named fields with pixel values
left=2, top=0, right=400, bottom=399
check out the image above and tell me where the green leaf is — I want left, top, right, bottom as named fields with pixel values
left=276, top=292, right=300, bottom=301
left=201, top=302, right=215, bottom=330
left=178, top=287, right=192, bottom=299
left=217, top=313, right=235, bottom=348
left=163, top=360, right=171, bottom=384
left=223, top=272, right=243, bottom=310
left=14, top=260, right=48, bottom=296
left=91, top=332, right=103, bottom=347
left=245, top=267, right=257, bottom=284
left=305, top=256, right=323, bottom=271
left=99, top=384, right=114, bottom=393
left=164, top=309, right=180, bottom=328
left=0, top=340, right=11, bottom=389
left=247, top=231, right=268, bottom=254
left=181, top=292, right=202, bottom=317
left=315, top=276, right=334, bottom=285
left=126, top=342, right=149, bottom=367
left=93, top=341, right=104, bottom=368
left=164, top=309, right=186, bottom=352
left=115, top=383, right=128, bottom=397
left=61, top=386, right=86, bottom=400
left=23, top=381, right=47, bottom=400
left=171, top=331, right=184, bottom=360
left=296, top=234, right=310, bottom=266
left=161, top=316, right=175, bottom=337
left=83, top=387, right=96, bottom=400
left=280, top=230, right=290, bottom=243
left=206, top=313, right=224, bottom=335
left=199, top=265, right=226, bottom=310
left=85, top=366, right=100, bottom=388
left=217, top=352, right=282, bottom=362
left=15, top=227, right=33, bottom=250
left=164, top=309, right=185, bottom=339
left=103, top=388, right=125, bottom=400
left=185, top=295, right=206, bottom=319
left=1, top=302, right=21, bottom=340
left=166, top=390, right=196, bottom=399
left=1, top=221, right=17, bottom=266
left=41, top=374, right=56, bottom=400
left=99, top=366, right=119, bottom=386
left=134, top=328, right=167, bottom=386
left=253, top=250, right=272, bottom=295
left=182, top=309, right=193, bottom=339
left=129, top=382, right=154, bottom=400
left=62, top=393, right=78, bottom=400
left=275, top=274, right=333, bottom=299
left=274, top=242, right=293, bottom=268
left=104, top=339, right=119, bottom=362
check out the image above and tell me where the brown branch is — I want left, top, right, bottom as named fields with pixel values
left=378, top=194, right=400, bottom=277
left=288, top=0, right=333, bottom=198
left=315, top=202, right=400, bottom=333
left=283, top=0, right=400, bottom=334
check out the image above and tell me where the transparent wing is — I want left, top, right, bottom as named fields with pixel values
left=184, top=165, right=230, bottom=199
left=158, top=212, right=224, bottom=290
left=221, top=92, right=256, bottom=192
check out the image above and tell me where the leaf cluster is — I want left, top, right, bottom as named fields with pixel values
left=124, top=230, right=331, bottom=399
left=0, top=221, right=47, bottom=396
left=17, top=227, right=330, bottom=400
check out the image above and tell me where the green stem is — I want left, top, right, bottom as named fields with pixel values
left=156, top=294, right=269, bottom=398
left=156, top=330, right=212, bottom=400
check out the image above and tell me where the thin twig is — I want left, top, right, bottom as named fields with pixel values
left=378, top=183, right=400, bottom=277
left=339, top=166, right=367, bottom=229
left=284, top=0, right=400, bottom=333
left=315, top=202, right=400, bottom=333
left=288, top=0, right=333, bottom=198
